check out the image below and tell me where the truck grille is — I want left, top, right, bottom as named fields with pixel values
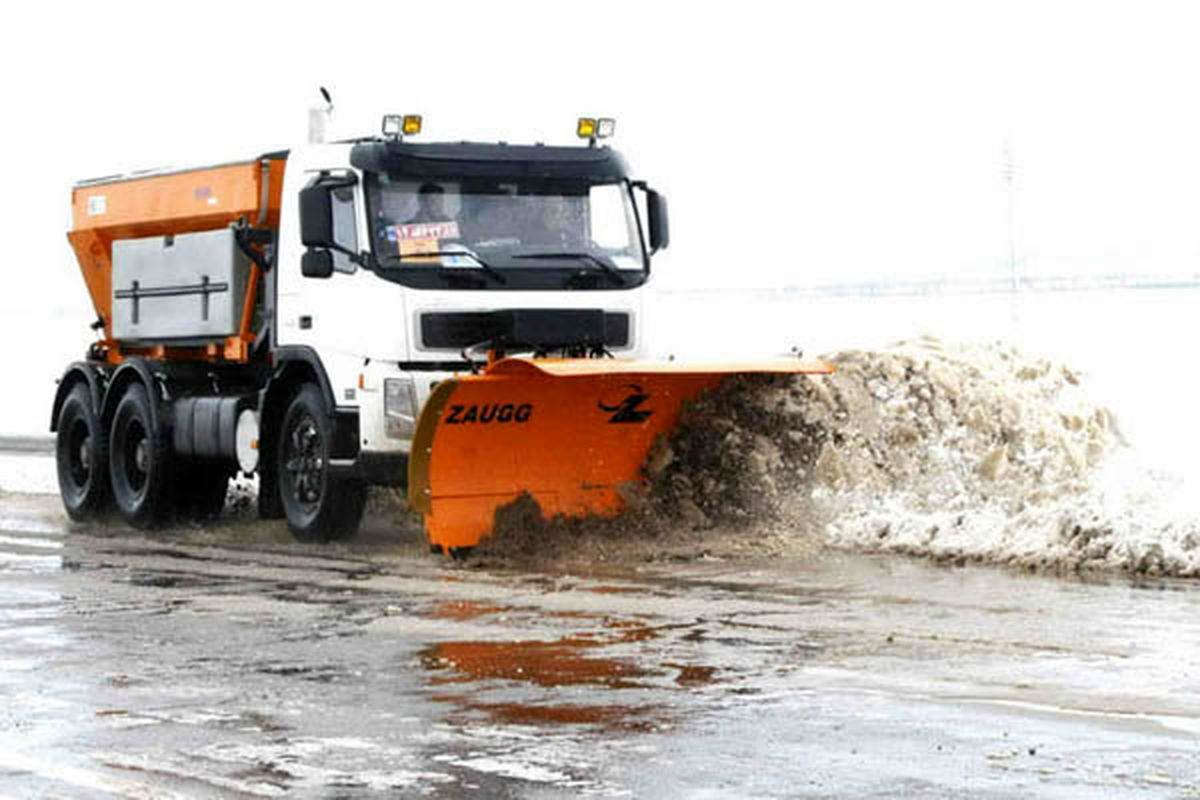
left=420, top=309, right=630, bottom=350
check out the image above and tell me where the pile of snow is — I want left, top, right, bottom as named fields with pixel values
left=729, top=336, right=1200, bottom=576
left=590, top=335, right=1200, bottom=576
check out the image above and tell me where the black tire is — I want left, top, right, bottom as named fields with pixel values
left=109, top=383, right=170, bottom=529
left=171, top=463, right=231, bottom=521
left=278, top=384, right=366, bottom=542
left=55, top=383, right=110, bottom=519
left=257, top=432, right=284, bottom=520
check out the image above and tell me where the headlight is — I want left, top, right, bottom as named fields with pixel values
left=384, top=377, right=417, bottom=439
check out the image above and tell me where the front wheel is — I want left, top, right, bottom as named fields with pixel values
left=278, top=385, right=365, bottom=542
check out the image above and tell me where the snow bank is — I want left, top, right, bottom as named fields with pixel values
left=709, top=336, right=1200, bottom=576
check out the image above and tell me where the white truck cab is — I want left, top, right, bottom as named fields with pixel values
left=276, top=134, right=664, bottom=478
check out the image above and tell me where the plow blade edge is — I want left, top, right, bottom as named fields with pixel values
left=408, top=357, right=833, bottom=552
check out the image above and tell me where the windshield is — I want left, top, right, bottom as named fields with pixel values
left=364, top=175, right=646, bottom=289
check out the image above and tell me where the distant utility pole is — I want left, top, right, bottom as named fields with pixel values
left=1002, top=137, right=1018, bottom=322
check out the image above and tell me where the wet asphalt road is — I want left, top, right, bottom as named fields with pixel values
left=2, top=473, right=1200, bottom=797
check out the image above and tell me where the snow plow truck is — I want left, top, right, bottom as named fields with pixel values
left=53, top=113, right=832, bottom=554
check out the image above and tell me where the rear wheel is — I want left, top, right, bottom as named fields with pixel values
left=109, top=383, right=170, bottom=528
left=55, top=384, right=110, bottom=519
left=278, top=385, right=365, bottom=542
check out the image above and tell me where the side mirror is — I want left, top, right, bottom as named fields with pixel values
left=301, top=249, right=334, bottom=279
left=299, top=173, right=358, bottom=249
left=647, top=189, right=669, bottom=253
left=299, top=183, right=335, bottom=248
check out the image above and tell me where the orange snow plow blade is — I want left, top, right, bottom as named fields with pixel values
left=408, top=356, right=834, bottom=553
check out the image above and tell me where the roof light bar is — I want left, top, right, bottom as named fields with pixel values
left=382, top=114, right=423, bottom=139
left=577, top=117, right=616, bottom=146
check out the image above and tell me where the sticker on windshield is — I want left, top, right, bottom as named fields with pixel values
left=388, top=221, right=461, bottom=263
left=397, top=237, right=441, bottom=258
left=393, top=221, right=460, bottom=241
left=387, top=221, right=478, bottom=267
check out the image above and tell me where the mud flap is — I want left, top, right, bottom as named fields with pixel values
left=408, top=357, right=833, bottom=552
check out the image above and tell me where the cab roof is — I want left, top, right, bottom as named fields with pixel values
left=349, top=140, right=631, bottom=182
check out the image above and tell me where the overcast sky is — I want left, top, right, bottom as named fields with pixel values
left=5, top=0, right=1200, bottom=314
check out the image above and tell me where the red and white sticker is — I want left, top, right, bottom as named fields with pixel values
left=392, top=221, right=460, bottom=241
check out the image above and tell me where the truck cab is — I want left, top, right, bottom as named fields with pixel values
left=276, top=132, right=670, bottom=502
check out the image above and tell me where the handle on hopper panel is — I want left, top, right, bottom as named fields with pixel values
left=232, top=222, right=274, bottom=272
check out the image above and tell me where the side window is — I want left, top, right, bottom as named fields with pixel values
left=331, top=185, right=359, bottom=274
left=590, top=184, right=626, bottom=249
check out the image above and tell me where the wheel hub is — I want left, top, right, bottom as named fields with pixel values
left=134, top=440, right=148, bottom=474
left=65, top=420, right=93, bottom=489
left=77, top=436, right=91, bottom=474
left=285, top=416, right=324, bottom=508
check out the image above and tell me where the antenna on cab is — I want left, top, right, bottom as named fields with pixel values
left=309, top=86, right=334, bottom=144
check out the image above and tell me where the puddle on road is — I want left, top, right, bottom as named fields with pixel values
left=665, top=663, right=719, bottom=686
left=0, top=510, right=62, bottom=536
left=0, top=551, right=63, bottom=573
left=252, top=661, right=353, bottom=684
left=428, top=600, right=513, bottom=621
left=422, top=638, right=654, bottom=690
left=584, top=584, right=645, bottom=596
left=418, top=614, right=729, bottom=738
left=125, top=570, right=233, bottom=590
left=0, top=517, right=65, bottom=575
left=98, top=737, right=455, bottom=796
left=420, top=627, right=667, bottom=734
left=600, top=619, right=662, bottom=642
left=0, top=534, right=61, bottom=550
left=432, top=692, right=666, bottom=731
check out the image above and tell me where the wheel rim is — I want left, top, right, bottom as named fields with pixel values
left=121, top=419, right=149, bottom=497
left=283, top=412, right=324, bottom=514
left=65, top=417, right=92, bottom=491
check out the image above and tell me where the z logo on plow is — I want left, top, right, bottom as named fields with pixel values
left=599, top=385, right=653, bottom=424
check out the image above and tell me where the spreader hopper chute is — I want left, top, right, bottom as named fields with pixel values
left=408, top=356, right=834, bottom=553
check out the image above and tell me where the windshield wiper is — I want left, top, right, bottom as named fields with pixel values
left=511, top=251, right=626, bottom=286
left=383, top=252, right=507, bottom=285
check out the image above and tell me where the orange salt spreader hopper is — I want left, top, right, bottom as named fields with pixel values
left=408, top=355, right=834, bottom=553
left=67, top=158, right=285, bottom=364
